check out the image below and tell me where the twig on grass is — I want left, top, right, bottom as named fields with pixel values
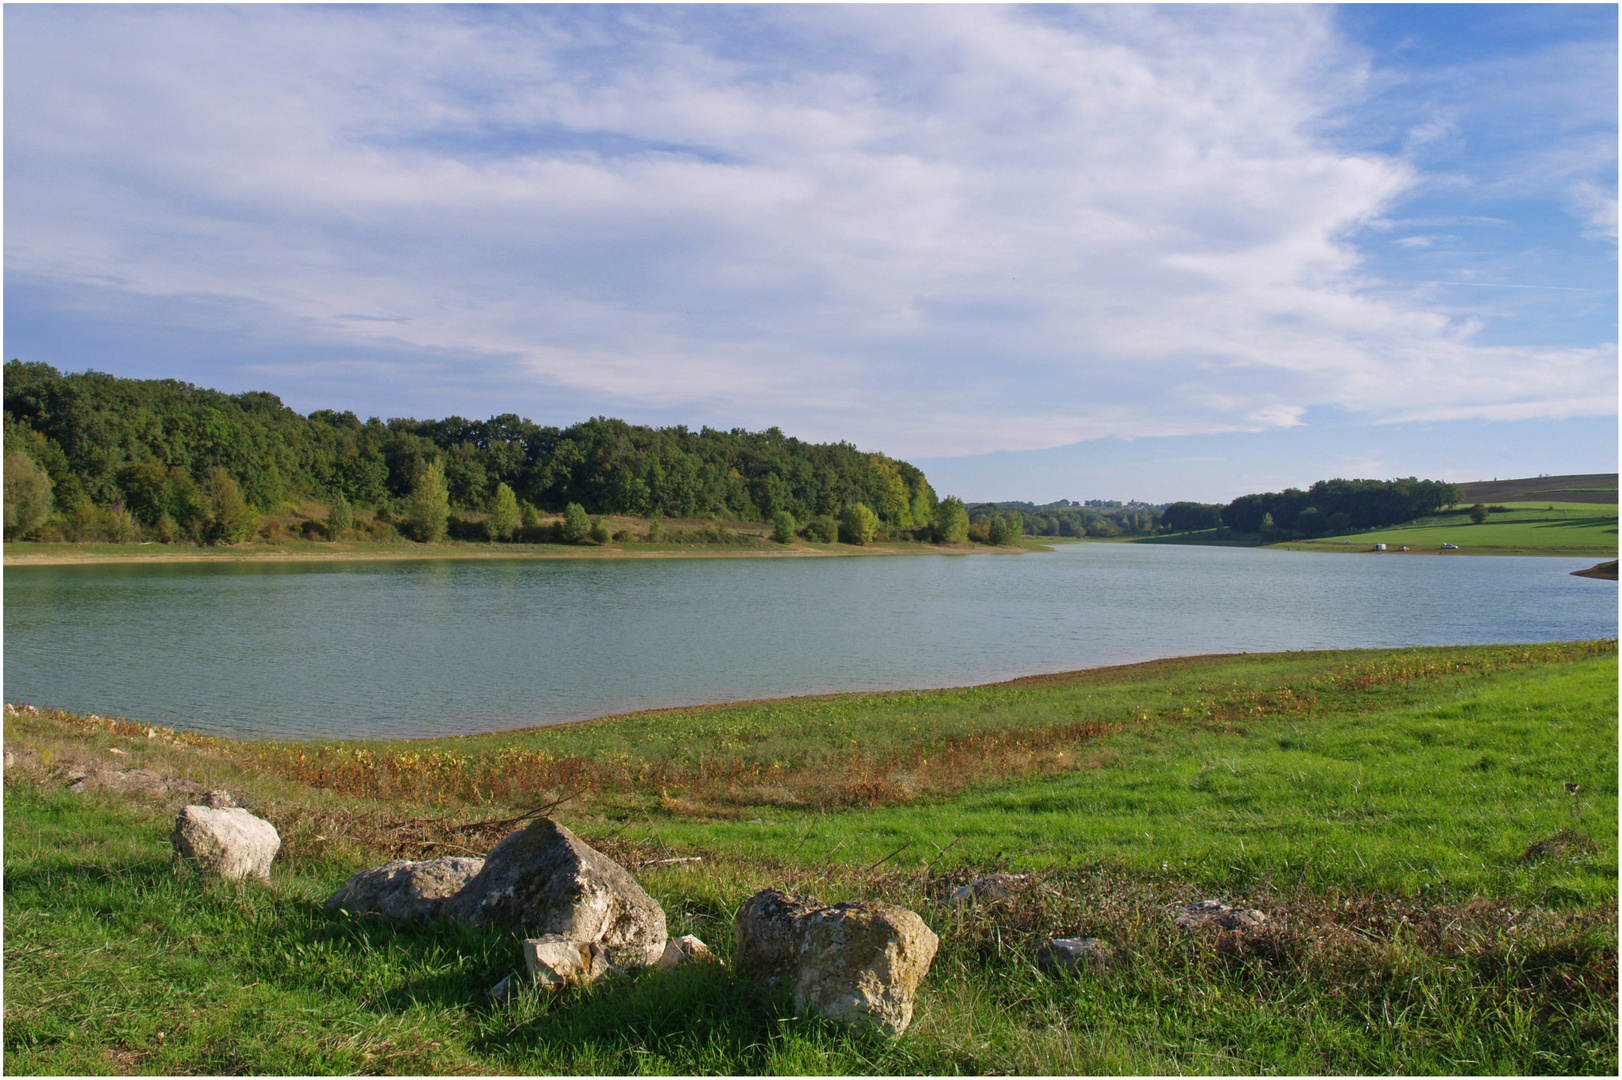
left=862, top=839, right=915, bottom=875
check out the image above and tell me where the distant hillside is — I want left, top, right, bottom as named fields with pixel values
left=1458, top=473, right=1618, bottom=506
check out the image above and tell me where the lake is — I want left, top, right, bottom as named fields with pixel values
left=4, top=544, right=1615, bottom=740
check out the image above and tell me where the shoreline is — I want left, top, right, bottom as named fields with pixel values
left=2, top=538, right=1035, bottom=567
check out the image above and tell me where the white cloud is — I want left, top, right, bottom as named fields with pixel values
left=4, top=5, right=1614, bottom=457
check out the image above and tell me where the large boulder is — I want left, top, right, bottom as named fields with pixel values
left=326, top=857, right=485, bottom=922
left=444, top=818, right=667, bottom=967
left=735, top=888, right=939, bottom=1036
left=734, top=888, right=825, bottom=985
left=171, top=805, right=280, bottom=881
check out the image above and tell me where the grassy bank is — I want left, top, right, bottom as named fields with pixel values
left=1142, top=501, right=1618, bottom=559
left=5, top=642, right=1617, bottom=1073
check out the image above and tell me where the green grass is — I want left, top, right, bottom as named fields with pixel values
left=6, top=642, right=1617, bottom=1073
left=1280, top=502, right=1618, bottom=557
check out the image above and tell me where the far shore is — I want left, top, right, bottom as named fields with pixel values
left=2, top=537, right=1028, bottom=567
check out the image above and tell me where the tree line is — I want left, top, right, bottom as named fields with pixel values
left=3, top=361, right=953, bottom=544
left=1162, top=476, right=1464, bottom=537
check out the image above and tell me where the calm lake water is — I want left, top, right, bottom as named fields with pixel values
left=4, top=544, right=1616, bottom=740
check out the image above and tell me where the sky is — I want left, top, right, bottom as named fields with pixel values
left=4, top=3, right=1616, bottom=504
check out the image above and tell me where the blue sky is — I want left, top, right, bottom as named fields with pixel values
left=4, top=4, right=1615, bottom=503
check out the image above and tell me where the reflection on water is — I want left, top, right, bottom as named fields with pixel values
left=5, top=544, right=1615, bottom=739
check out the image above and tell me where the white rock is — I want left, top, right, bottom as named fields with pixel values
left=171, top=805, right=281, bottom=881
left=523, top=934, right=615, bottom=988
left=656, top=934, right=716, bottom=971
left=1036, top=937, right=1114, bottom=973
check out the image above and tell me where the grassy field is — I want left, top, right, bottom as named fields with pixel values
left=5, top=642, right=1616, bottom=1073
left=1279, top=502, right=1618, bottom=558
left=1144, top=501, right=1618, bottom=558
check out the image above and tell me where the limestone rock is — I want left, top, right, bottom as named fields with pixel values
left=734, top=888, right=825, bottom=984
left=444, top=818, right=666, bottom=968
left=946, top=872, right=1032, bottom=905
left=656, top=934, right=716, bottom=972
left=326, top=856, right=485, bottom=922
left=171, top=805, right=280, bottom=881
left=1036, top=936, right=1114, bottom=973
left=734, top=889, right=939, bottom=1036
left=523, top=934, right=614, bottom=988
left=1173, top=899, right=1267, bottom=931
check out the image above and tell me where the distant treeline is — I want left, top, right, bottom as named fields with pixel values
left=2, top=361, right=941, bottom=542
left=969, top=500, right=1166, bottom=539
left=1163, top=477, right=1464, bottom=536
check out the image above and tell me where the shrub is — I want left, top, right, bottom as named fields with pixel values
left=588, top=517, right=611, bottom=544
left=326, top=494, right=354, bottom=538
left=805, top=515, right=839, bottom=544
left=931, top=496, right=969, bottom=543
left=202, top=468, right=258, bottom=544
left=520, top=501, right=541, bottom=527
left=562, top=503, right=591, bottom=543
left=771, top=509, right=796, bottom=543
left=3, top=450, right=53, bottom=540
left=1469, top=504, right=1489, bottom=525
left=404, top=461, right=450, bottom=543
left=487, top=483, right=520, bottom=541
left=301, top=519, right=329, bottom=541
left=839, top=503, right=878, bottom=544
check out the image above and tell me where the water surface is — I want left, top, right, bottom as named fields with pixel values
left=4, top=544, right=1614, bottom=739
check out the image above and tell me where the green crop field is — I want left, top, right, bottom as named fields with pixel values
left=5, top=642, right=1617, bottom=1074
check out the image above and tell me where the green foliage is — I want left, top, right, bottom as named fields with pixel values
left=520, top=500, right=542, bottom=528
left=770, top=509, right=796, bottom=543
left=805, top=515, right=838, bottom=544
left=1294, top=506, right=1328, bottom=536
left=1224, top=477, right=1463, bottom=534
left=986, top=512, right=1021, bottom=545
left=562, top=502, right=591, bottom=544
left=487, top=483, right=520, bottom=542
left=4, top=449, right=53, bottom=539
left=838, top=502, right=878, bottom=544
left=588, top=517, right=611, bottom=544
left=202, top=468, right=258, bottom=544
left=1258, top=511, right=1277, bottom=536
left=404, top=461, right=450, bottom=544
left=931, top=496, right=968, bottom=543
left=1160, top=501, right=1222, bottom=532
left=1469, top=503, right=1490, bottom=525
left=326, top=494, right=354, bottom=538
left=3, top=362, right=939, bottom=536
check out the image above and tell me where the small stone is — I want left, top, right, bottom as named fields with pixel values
left=106, top=747, right=128, bottom=756
left=656, top=934, right=716, bottom=971
left=1036, top=937, right=1113, bottom=974
left=202, top=790, right=236, bottom=808
left=326, top=856, right=485, bottom=923
left=489, top=975, right=513, bottom=1000
left=1173, top=899, right=1267, bottom=931
left=523, top=935, right=615, bottom=988
left=946, top=873, right=1032, bottom=905
left=171, top=805, right=281, bottom=881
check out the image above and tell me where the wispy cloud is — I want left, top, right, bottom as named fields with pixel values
left=4, top=5, right=1614, bottom=457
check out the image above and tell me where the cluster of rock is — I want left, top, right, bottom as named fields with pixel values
left=166, top=802, right=1269, bottom=1036
left=319, top=817, right=943, bottom=1035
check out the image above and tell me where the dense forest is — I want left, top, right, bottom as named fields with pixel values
left=2, top=361, right=944, bottom=544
